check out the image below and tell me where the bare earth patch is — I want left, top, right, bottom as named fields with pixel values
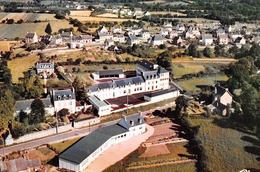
left=140, top=144, right=170, bottom=158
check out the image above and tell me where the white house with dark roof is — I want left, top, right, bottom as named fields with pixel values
left=50, top=87, right=76, bottom=113
left=88, top=95, right=111, bottom=116
left=25, top=32, right=38, bottom=43
left=202, top=34, right=213, bottom=45
left=218, top=34, right=229, bottom=45
left=207, top=84, right=233, bottom=116
left=127, top=35, right=140, bottom=46
left=36, top=62, right=55, bottom=77
left=150, top=34, right=164, bottom=46
left=15, top=97, right=54, bottom=117
left=59, top=113, right=146, bottom=172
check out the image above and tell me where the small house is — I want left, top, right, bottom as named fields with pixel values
left=25, top=32, right=38, bottom=43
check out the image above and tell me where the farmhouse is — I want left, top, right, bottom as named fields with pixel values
left=150, top=34, right=164, bottom=46
left=127, top=35, right=140, bottom=46
left=59, top=113, right=146, bottom=172
left=25, top=32, right=38, bottom=43
left=202, top=34, right=213, bottom=45
left=207, top=84, right=233, bottom=116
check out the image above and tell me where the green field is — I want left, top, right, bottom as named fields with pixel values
left=0, top=20, right=74, bottom=39
left=173, top=63, right=205, bottom=79
left=50, top=137, right=81, bottom=153
left=189, top=117, right=259, bottom=172
left=176, top=75, right=229, bottom=93
left=8, top=55, right=39, bottom=83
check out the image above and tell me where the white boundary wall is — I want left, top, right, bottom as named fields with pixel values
left=13, top=118, right=100, bottom=144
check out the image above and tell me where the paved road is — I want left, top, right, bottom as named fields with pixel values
left=0, top=102, right=176, bottom=157
left=0, top=120, right=118, bottom=156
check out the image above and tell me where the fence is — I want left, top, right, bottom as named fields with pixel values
left=13, top=117, right=100, bottom=144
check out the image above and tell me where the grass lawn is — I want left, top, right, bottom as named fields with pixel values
left=173, top=63, right=205, bottom=78
left=50, top=137, right=81, bottom=153
left=176, top=75, right=228, bottom=93
left=189, top=117, right=259, bottom=171
left=8, top=55, right=39, bottom=83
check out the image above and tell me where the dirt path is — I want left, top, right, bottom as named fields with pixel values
left=173, top=58, right=237, bottom=64
left=127, top=159, right=197, bottom=170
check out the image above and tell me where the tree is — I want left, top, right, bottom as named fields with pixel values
left=186, top=43, right=198, bottom=57
left=175, top=96, right=189, bottom=117
left=57, top=108, right=70, bottom=117
left=157, top=51, right=172, bottom=70
left=30, top=98, right=45, bottom=123
left=17, top=19, right=23, bottom=24
left=45, top=23, right=52, bottom=35
left=203, top=47, right=214, bottom=58
left=12, top=123, right=26, bottom=139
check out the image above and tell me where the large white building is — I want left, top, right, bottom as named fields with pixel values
left=59, top=113, right=146, bottom=172
left=85, top=60, right=177, bottom=116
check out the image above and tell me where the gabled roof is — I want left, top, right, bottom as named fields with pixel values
left=129, top=35, right=138, bottom=41
left=137, top=60, right=156, bottom=71
left=89, top=95, right=109, bottom=108
left=215, top=85, right=232, bottom=97
left=119, top=113, right=145, bottom=130
left=52, top=88, right=75, bottom=101
left=15, top=97, right=53, bottom=112
left=25, top=32, right=36, bottom=38
left=97, top=69, right=124, bottom=76
left=152, top=34, right=163, bottom=41
left=36, top=62, right=54, bottom=70
left=59, top=124, right=128, bottom=164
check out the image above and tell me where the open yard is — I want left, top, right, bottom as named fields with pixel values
left=8, top=55, right=39, bottom=83
left=27, top=146, right=56, bottom=164
left=50, top=137, right=82, bottom=153
left=0, top=20, right=74, bottom=39
left=173, top=63, right=205, bottom=79
left=176, top=75, right=229, bottom=93
left=189, top=117, right=259, bottom=171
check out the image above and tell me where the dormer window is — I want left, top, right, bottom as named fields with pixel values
left=130, top=120, right=134, bottom=126
left=138, top=118, right=142, bottom=124
left=63, top=95, right=67, bottom=99
left=68, top=94, right=72, bottom=99
left=57, top=95, right=61, bottom=100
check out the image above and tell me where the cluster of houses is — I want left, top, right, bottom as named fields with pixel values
left=24, top=21, right=260, bottom=54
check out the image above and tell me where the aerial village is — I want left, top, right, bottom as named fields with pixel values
left=0, top=0, right=259, bottom=172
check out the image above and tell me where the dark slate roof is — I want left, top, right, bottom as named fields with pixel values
left=144, top=89, right=173, bottom=98
left=120, top=113, right=145, bottom=129
left=87, top=76, right=144, bottom=92
left=142, top=70, right=159, bottom=80
left=97, top=69, right=124, bottom=76
left=52, top=88, right=75, bottom=101
left=129, top=35, right=138, bottom=41
left=158, top=67, right=168, bottom=73
left=36, top=63, right=54, bottom=70
left=15, top=97, right=53, bottom=112
left=59, top=124, right=128, bottom=164
left=89, top=95, right=109, bottom=108
left=152, top=34, right=163, bottom=41
left=25, top=32, right=36, bottom=38
left=137, top=60, right=156, bottom=71
left=215, top=85, right=232, bottom=97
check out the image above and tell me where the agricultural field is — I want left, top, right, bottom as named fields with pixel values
left=0, top=20, right=74, bottom=39
left=0, top=12, right=57, bottom=22
left=8, top=54, right=39, bottom=83
left=68, top=11, right=136, bottom=22
left=189, top=117, right=259, bottom=171
left=150, top=11, right=187, bottom=17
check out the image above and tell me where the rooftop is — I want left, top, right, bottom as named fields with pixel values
left=89, top=95, right=109, bottom=108
left=59, top=124, right=129, bottom=164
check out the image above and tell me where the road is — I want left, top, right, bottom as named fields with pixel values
left=0, top=120, right=118, bottom=157
left=0, top=102, right=176, bottom=157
